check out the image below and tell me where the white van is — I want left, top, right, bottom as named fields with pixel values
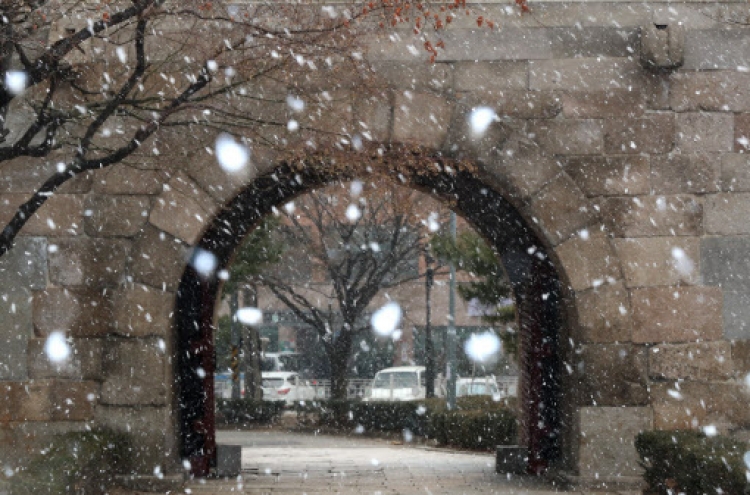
left=364, top=366, right=426, bottom=402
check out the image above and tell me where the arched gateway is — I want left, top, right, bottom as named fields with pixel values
left=2, top=8, right=750, bottom=489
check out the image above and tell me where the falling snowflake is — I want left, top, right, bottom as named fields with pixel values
left=287, top=120, right=299, bottom=132
left=44, top=331, right=70, bottom=363
left=286, top=95, right=305, bottom=112
left=215, top=134, right=249, bottom=173
left=192, top=249, right=218, bottom=277
left=350, top=180, right=363, bottom=197
left=5, top=71, right=27, bottom=94
left=671, top=246, right=694, bottom=277
left=468, top=107, right=498, bottom=138
left=464, top=331, right=502, bottom=364
left=346, top=204, right=361, bottom=222
left=236, top=307, right=263, bottom=326
left=371, top=302, right=402, bottom=337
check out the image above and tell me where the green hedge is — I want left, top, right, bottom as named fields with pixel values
left=9, top=429, right=132, bottom=495
left=635, top=430, right=749, bottom=495
left=295, top=398, right=517, bottom=450
left=217, top=399, right=285, bottom=424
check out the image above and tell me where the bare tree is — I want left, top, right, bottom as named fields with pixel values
left=254, top=181, right=443, bottom=400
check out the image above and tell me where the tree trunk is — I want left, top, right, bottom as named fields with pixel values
left=328, top=330, right=354, bottom=401
left=243, top=286, right=263, bottom=400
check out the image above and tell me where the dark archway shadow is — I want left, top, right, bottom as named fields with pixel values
left=175, top=147, right=564, bottom=477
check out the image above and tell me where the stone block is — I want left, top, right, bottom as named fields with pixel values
left=603, top=115, right=675, bottom=154
left=113, top=284, right=174, bottom=337
left=550, top=27, right=639, bottom=59
left=613, top=237, right=700, bottom=288
left=651, top=153, right=721, bottom=194
left=438, top=28, right=553, bottom=61
left=496, top=446, right=528, bottom=474
left=702, top=236, right=750, bottom=291
left=562, top=89, right=645, bottom=119
left=683, top=29, right=750, bottom=70
left=554, top=235, right=621, bottom=291
left=735, top=113, right=750, bottom=152
left=705, top=193, right=750, bottom=235
left=0, top=237, right=47, bottom=290
left=732, top=340, right=750, bottom=374
left=370, top=61, right=453, bottom=94
left=640, top=23, right=685, bottom=70
left=722, top=153, right=750, bottom=191
left=51, top=380, right=98, bottom=421
left=483, top=140, right=563, bottom=202
left=94, top=405, right=176, bottom=472
left=32, top=287, right=113, bottom=337
left=651, top=381, right=750, bottom=430
left=92, top=165, right=166, bottom=195
left=101, top=338, right=168, bottom=406
left=631, top=286, right=723, bottom=343
left=649, top=342, right=732, bottom=381
left=571, top=344, right=649, bottom=407
left=573, top=283, right=632, bottom=343
left=13, top=380, right=53, bottom=421
left=84, top=195, right=151, bottom=237
left=528, top=174, right=596, bottom=246
left=670, top=72, right=750, bottom=112
left=0, top=285, right=32, bottom=380
left=149, top=173, right=219, bottom=245
left=528, top=119, right=603, bottom=155
left=598, top=195, right=703, bottom=237
left=576, top=407, right=652, bottom=478
left=564, top=155, right=650, bottom=197
left=676, top=112, right=733, bottom=153
left=453, top=61, right=529, bottom=93
left=444, top=96, right=516, bottom=165
left=0, top=194, right=84, bottom=237
left=529, top=58, right=643, bottom=92
left=723, top=291, right=750, bottom=340
left=392, top=92, right=453, bottom=150
left=48, top=238, right=131, bottom=287
left=0, top=155, right=91, bottom=194
left=27, top=337, right=104, bottom=380
left=352, top=94, right=392, bottom=144
left=131, top=225, right=189, bottom=292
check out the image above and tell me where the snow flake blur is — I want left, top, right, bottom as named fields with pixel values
left=44, top=331, right=70, bottom=363
left=464, top=331, right=502, bottom=364
left=371, top=302, right=402, bottom=337
left=5, top=71, right=27, bottom=94
left=236, top=307, right=263, bottom=326
left=215, top=134, right=249, bottom=173
left=468, top=107, right=497, bottom=138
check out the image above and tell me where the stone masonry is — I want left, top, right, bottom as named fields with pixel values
left=2, top=1, right=750, bottom=484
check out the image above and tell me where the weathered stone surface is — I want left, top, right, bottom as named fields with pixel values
left=572, top=283, right=632, bottom=343
left=571, top=344, right=649, bottom=407
left=0, top=156, right=91, bottom=194
left=731, top=340, right=750, bottom=374
left=576, top=407, right=652, bottom=478
left=528, top=119, right=603, bottom=155
left=562, top=89, right=645, bottom=119
left=149, top=173, right=219, bottom=245
left=113, top=284, right=174, bottom=337
left=33, top=287, right=113, bottom=337
left=370, top=61, right=453, bottom=94
left=482, top=139, right=562, bottom=203
left=0, top=237, right=47, bottom=290
left=94, top=405, right=177, bottom=471
left=649, top=342, right=732, bottom=381
left=48, top=238, right=131, bottom=287
left=392, top=92, right=453, bottom=150
left=671, top=72, right=750, bottom=112
left=723, top=291, right=750, bottom=340
left=554, top=235, right=621, bottom=291
left=613, top=237, right=700, bottom=288
left=722, top=153, right=750, bottom=192
left=12, top=380, right=53, bottom=421
left=528, top=174, right=596, bottom=246
left=651, top=153, right=721, bottom=194
left=652, top=381, right=750, bottom=431
left=50, top=381, right=98, bottom=421
left=564, top=155, right=650, bottom=197
left=445, top=96, right=516, bottom=164
left=101, top=339, right=168, bottom=406
left=683, top=29, right=750, bottom=70
left=676, top=112, right=734, bottom=153
left=453, top=61, right=528, bottom=93
left=550, top=27, right=639, bottom=59
left=0, top=286, right=32, bottom=380
left=27, top=337, right=103, bottom=380
left=529, top=58, right=643, bottom=91
left=464, top=91, right=562, bottom=120
left=131, top=225, right=189, bottom=292
left=702, top=236, right=750, bottom=291
left=631, top=286, right=723, bottom=343
left=0, top=194, right=84, bottom=237
left=705, top=193, right=750, bottom=235
left=598, top=195, right=703, bottom=237
left=84, top=195, right=151, bottom=237
left=92, top=165, right=166, bottom=195
left=439, top=28, right=553, bottom=61
left=352, top=95, right=392, bottom=144
left=603, top=114, right=674, bottom=155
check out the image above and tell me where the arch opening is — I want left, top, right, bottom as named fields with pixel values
left=175, top=147, right=566, bottom=476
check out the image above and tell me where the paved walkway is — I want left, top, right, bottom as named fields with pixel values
left=175, top=430, right=594, bottom=495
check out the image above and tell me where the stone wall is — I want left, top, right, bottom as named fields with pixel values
left=2, top=3, right=750, bottom=482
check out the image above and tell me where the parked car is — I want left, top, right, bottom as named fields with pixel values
left=456, top=377, right=502, bottom=399
left=261, top=352, right=302, bottom=372
left=363, top=366, right=426, bottom=402
left=261, top=371, right=315, bottom=405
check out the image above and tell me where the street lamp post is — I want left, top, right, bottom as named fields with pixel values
left=446, top=211, right=457, bottom=410
left=424, top=249, right=435, bottom=398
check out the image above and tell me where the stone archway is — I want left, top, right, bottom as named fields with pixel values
left=173, top=144, right=577, bottom=476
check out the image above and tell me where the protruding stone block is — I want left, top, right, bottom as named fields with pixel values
left=651, top=381, right=750, bottom=430
left=640, top=24, right=684, bottom=70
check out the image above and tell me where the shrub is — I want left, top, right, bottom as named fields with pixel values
left=217, top=399, right=285, bottom=424
left=9, top=429, right=133, bottom=495
left=635, top=430, right=749, bottom=495
left=428, top=409, right=517, bottom=450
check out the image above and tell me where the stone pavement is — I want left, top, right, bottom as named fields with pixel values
left=169, top=430, right=637, bottom=495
